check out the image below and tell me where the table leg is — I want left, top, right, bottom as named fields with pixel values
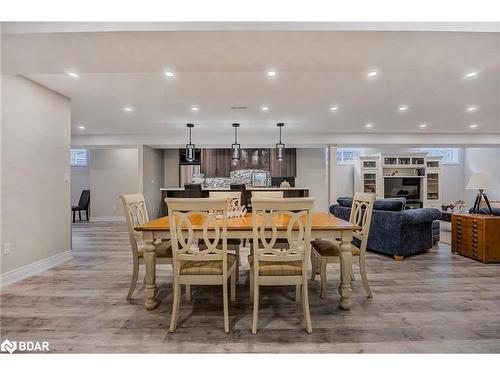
left=143, top=238, right=159, bottom=310
left=338, top=231, right=352, bottom=310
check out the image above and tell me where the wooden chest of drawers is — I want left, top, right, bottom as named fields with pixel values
left=451, top=213, right=500, bottom=263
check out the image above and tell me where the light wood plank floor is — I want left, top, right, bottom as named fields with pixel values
left=1, top=221, right=500, bottom=353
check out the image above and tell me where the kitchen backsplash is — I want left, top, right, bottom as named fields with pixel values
left=192, top=169, right=270, bottom=188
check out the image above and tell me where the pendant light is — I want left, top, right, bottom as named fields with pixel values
left=185, top=123, right=195, bottom=161
left=276, top=122, right=285, bottom=161
left=232, top=123, right=241, bottom=161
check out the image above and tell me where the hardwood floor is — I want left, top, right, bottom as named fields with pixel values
left=1, top=221, right=500, bottom=353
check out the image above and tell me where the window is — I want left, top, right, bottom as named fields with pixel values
left=337, top=148, right=361, bottom=164
left=71, top=149, right=88, bottom=167
left=420, top=148, right=460, bottom=164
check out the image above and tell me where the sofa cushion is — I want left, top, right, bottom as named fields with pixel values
left=336, top=197, right=406, bottom=211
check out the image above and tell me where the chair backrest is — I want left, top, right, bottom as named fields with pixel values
left=209, top=191, right=241, bottom=209
left=251, top=191, right=284, bottom=199
left=166, top=198, right=229, bottom=276
left=349, top=193, right=376, bottom=251
left=230, top=183, right=248, bottom=207
left=120, top=193, right=150, bottom=258
left=184, top=183, right=203, bottom=198
left=251, top=197, right=315, bottom=269
left=79, top=190, right=90, bottom=208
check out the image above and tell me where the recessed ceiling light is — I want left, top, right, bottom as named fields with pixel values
left=165, top=71, right=174, bottom=77
left=418, top=123, right=427, bottom=129
left=365, top=123, right=374, bottom=129
left=466, top=106, right=478, bottom=112
left=464, top=71, right=479, bottom=79
left=77, top=125, right=86, bottom=130
left=469, top=123, right=479, bottom=129
left=398, top=105, right=408, bottom=112
left=261, top=105, right=269, bottom=111
left=367, top=70, right=378, bottom=78
left=124, top=106, right=133, bottom=112
left=330, top=106, right=339, bottom=112
left=266, top=71, right=277, bottom=78
left=67, top=72, right=79, bottom=78
left=191, top=106, right=199, bottom=111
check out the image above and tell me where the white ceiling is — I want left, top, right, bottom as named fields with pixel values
left=2, top=22, right=500, bottom=146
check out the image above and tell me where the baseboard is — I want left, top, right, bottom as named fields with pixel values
left=1, top=250, right=73, bottom=287
left=89, top=216, right=125, bottom=222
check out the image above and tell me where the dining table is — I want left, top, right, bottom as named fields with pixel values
left=135, top=211, right=359, bottom=311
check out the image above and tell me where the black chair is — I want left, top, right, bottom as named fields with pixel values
left=230, top=183, right=248, bottom=209
left=72, top=190, right=90, bottom=223
left=184, top=183, right=203, bottom=198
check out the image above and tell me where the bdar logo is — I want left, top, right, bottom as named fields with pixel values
left=1, top=339, right=17, bottom=354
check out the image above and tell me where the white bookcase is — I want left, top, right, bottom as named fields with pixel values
left=354, top=153, right=442, bottom=209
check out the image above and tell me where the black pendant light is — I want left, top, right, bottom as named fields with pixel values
left=185, top=123, right=195, bottom=161
left=232, top=123, right=241, bottom=161
left=276, top=123, right=285, bottom=161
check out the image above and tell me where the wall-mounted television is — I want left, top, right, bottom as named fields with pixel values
left=384, top=177, right=421, bottom=200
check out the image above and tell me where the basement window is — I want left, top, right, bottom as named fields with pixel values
left=337, top=148, right=361, bottom=164
left=71, top=149, right=88, bottom=167
left=420, top=148, right=460, bottom=164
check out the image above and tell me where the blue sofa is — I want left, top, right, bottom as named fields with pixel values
left=330, top=197, right=442, bottom=260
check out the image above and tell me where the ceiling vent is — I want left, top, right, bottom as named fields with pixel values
left=230, top=106, right=248, bottom=110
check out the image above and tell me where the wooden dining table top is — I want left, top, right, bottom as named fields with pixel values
left=135, top=212, right=359, bottom=232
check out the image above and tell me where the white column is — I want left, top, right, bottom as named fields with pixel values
left=328, top=145, right=338, bottom=206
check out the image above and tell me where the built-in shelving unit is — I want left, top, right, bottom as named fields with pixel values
left=354, top=153, right=442, bottom=209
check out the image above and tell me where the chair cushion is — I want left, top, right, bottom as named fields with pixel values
left=248, top=254, right=302, bottom=276
left=180, top=254, right=236, bottom=275
left=311, top=239, right=360, bottom=256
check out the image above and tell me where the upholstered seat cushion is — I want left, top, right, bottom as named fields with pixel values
left=180, top=254, right=237, bottom=275
left=311, top=239, right=360, bottom=256
left=248, top=254, right=302, bottom=276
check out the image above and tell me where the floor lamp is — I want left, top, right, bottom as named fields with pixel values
left=466, top=172, right=496, bottom=215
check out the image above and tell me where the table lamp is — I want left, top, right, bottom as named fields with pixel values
left=466, top=172, right=496, bottom=214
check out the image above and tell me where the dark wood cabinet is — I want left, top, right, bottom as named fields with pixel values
left=452, top=213, right=500, bottom=263
left=201, top=149, right=231, bottom=177
left=230, top=148, right=270, bottom=171
left=269, top=148, right=296, bottom=177
left=200, top=148, right=297, bottom=178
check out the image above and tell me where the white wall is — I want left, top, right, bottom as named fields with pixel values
left=89, top=148, right=140, bottom=219
left=71, top=164, right=90, bottom=205
left=337, top=164, right=354, bottom=198
left=164, top=149, right=179, bottom=187
left=142, top=146, right=164, bottom=219
left=1, top=75, right=71, bottom=275
left=296, top=148, right=329, bottom=211
left=463, top=147, right=500, bottom=206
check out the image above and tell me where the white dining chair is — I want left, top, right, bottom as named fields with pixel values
left=249, top=197, right=315, bottom=334
left=120, top=194, right=173, bottom=300
left=166, top=197, right=237, bottom=333
left=311, top=192, right=376, bottom=298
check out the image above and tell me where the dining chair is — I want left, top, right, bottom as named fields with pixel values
left=249, top=197, right=315, bottom=334
left=208, top=191, right=243, bottom=267
left=248, top=190, right=289, bottom=256
left=310, top=192, right=376, bottom=298
left=72, top=189, right=90, bottom=223
left=230, top=183, right=248, bottom=209
left=166, top=197, right=237, bottom=333
left=120, top=194, right=173, bottom=300
left=251, top=191, right=284, bottom=199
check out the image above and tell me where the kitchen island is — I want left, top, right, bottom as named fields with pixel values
left=160, top=187, right=309, bottom=215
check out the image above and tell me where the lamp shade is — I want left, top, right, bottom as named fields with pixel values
left=465, top=172, right=496, bottom=190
